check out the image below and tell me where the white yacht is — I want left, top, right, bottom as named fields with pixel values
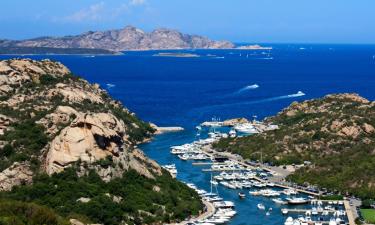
left=286, top=197, right=308, bottom=205
left=257, top=203, right=265, bottom=210
left=229, top=129, right=237, bottom=138
left=284, top=217, right=294, bottom=225
left=234, top=123, right=259, bottom=134
left=329, top=219, right=337, bottom=225
left=272, top=198, right=287, bottom=204
left=283, top=188, right=298, bottom=195
left=162, top=164, right=177, bottom=177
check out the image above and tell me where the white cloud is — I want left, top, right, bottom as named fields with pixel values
left=129, top=0, right=147, bottom=6
left=56, top=0, right=149, bottom=23
left=64, top=2, right=105, bottom=22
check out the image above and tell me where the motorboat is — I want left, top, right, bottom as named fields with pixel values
left=213, top=201, right=235, bottom=209
left=282, top=208, right=289, bottom=215
left=286, top=197, right=308, bottom=205
left=261, top=189, right=280, bottom=197
left=220, top=181, right=236, bottom=189
left=210, top=180, right=219, bottom=186
left=238, top=192, right=246, bottom=199
left=257, top=203, right=265, bottom=210
left=284, top=217, right=294, bottom=225
left=234, top=123, right=259, bottom=134
left=272, top=198, right=287, bottom=204
left=229, top=129, right=237, bottom=138
left=162, top=164, right=177, bottom=177
left=329, top=219, right=337, bottom=225
left=283, top=189, right=298, bottom=195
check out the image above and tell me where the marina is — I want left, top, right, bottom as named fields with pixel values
left=152, top=119, right=356, bottom=225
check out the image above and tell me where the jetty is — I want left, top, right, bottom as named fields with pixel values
left=344, top=200, right=356, bottom=225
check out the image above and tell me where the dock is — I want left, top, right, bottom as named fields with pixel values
left=344, top=200, right=356, bottom=225
left=274, top=183, right=320, bottom=196
left=282, top=208, right=336, bottom=213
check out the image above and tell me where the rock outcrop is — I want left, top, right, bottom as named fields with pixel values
left=0, top=162, right=33, bottom=191
left=0, top=58, right=70, bottom=95
left=0, top=58, right=159, bottom=182
left=0, top=26, right=235, bottom=52
left=45, top=111, right=161, bottom=179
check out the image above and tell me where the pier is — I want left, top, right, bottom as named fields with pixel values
left=344, top=200, right=356, bottom=225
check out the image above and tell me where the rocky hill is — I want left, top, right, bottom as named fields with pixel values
left=0, top=59, right=202, bottom=224
left=214, top=93, right=375, bottom=199
left=0, top=26, right=235, bottom=52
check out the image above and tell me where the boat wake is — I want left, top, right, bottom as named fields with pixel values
left=191, top=91, right=306, bottom=118
left=237, top=84, right=259, bottom=93
left=106, top=83, right=116, bottom=89
left=286, top=91, right=305, bottom=98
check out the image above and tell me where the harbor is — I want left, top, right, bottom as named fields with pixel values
left=151, top=118, right=357, bottom=225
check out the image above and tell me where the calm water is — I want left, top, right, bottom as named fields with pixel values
left=2, top=44, right=375, bottom=224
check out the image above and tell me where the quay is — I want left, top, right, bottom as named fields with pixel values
left=344, top=200, right=356, bottom=225
left=282, top=208, right=336, bottom=214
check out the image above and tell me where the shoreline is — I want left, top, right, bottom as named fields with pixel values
left=169, top=200, right=216, bottom=225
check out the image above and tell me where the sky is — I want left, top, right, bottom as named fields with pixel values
left=1, top=0, right=375, bottom=44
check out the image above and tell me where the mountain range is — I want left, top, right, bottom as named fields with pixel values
left=0, top=26, right=235, bottom=53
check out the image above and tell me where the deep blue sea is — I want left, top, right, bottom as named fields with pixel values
left=1, top=44, right=375, bottom=225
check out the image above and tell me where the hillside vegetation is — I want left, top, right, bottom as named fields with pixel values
left=0, top=59, right=202, bottom=224
left=214, top=94, right=375, bottom=199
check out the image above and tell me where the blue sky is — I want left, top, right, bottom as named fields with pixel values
left=1, top=0, right=375, bottom=43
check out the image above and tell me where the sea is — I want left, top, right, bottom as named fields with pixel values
left=1, top=44, right=375, bottom=225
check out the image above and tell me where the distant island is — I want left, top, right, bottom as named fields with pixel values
left=153, top=52, right=200, bottom=57
left=0, top=25, right=235, bottom=54
left=237, top=44, right=272, bottom=50
left=0, top=46, right=118, bottom=55
left=0, top=26, right=273, bottom=55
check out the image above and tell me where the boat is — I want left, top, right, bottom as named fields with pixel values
left=283, top=189, right=298, bottom=195
left=162, top=164, right=177, bottom=177
left=284, top=217, right=294, bottom=225
left=178, top=154, right=190, bottom=160
left=210, top=180, right=219, bottom=186
left=261, top=189, right=280, bottom=197
left=329, top=219, right=337, bottom=225
left=249, top=191, right=261, bottom=196
left=282, top=208, right=289, bottom=215
left=257, top=203, right=265, bottom=210
left=213, top=201, right=235, bottom=208
left=238, top=192, right=246, bottom=199
left=234, top=123, right=259, bottom=134
left=286, top=197, right=308, bottom=205
left=272, top=198, right=287, bottom=204
left=229, top=129, right=237, bottom=138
